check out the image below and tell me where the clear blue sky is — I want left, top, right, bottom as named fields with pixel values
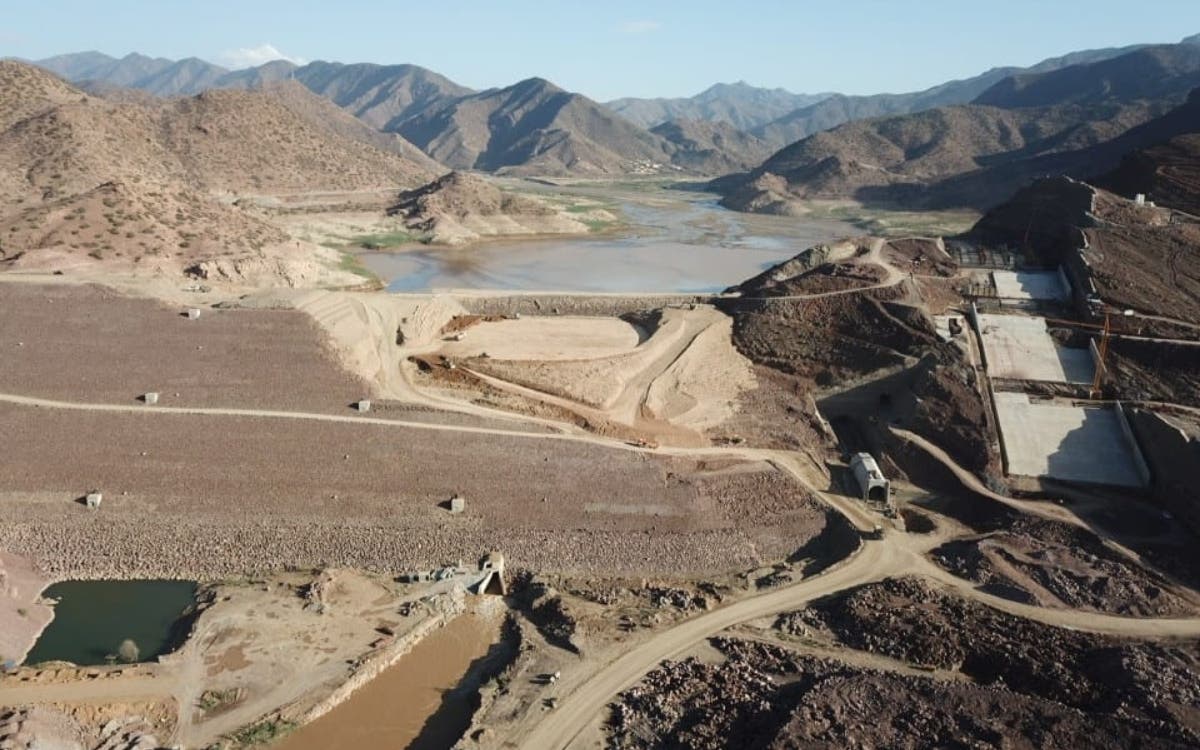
left=3, top=0, right=1197, bottom=100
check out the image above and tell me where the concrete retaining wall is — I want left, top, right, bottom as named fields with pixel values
left=456, top=294, right=708, bottom=318
left=1114, top=402, right=1152, bottom=488
left=1056, top=265, right=1073, bottom=300
left=1126, top=408, right=1200, bottom=535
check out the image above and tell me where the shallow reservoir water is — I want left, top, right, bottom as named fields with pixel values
left=24, top=579, right=198, bottom=666
left=359, top=196, right=856, bottom=293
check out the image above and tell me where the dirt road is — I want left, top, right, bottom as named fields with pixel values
left=520, top=540, right=892, bottom=749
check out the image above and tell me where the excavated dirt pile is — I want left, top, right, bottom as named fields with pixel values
left=721, top=285, right=935, bottom=383
left=1107, top=337, right=1200, bottom=406
left=932, top=515, right=1197, bottom=616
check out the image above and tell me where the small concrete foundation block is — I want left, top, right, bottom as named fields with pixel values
left=86, top=492, right=102, bottom=509
left=449, top=495, right=466, bottom=514
left=186, top=308, right=201, bottom=320
left=143, top=392, right=159, bottom=405
left=356, top=399, right=371, bottom=412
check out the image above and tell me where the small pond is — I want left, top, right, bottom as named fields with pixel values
left=24, top=579, right=198, bottom=666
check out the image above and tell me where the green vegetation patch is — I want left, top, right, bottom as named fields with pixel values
left=227, top=718, right=298, bottom=748
left=350, top=229, right=430, bottom=249
left=807, top=202, right=980, bottom=238
left=337, top=251, right=380, bottom=282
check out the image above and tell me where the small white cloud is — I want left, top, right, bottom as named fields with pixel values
left=216, top=43, right=305, bottom=70
left=619, top=20, right=661, bottom=34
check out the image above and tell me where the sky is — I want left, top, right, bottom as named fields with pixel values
left=2, top=0, right=1198, bottom=101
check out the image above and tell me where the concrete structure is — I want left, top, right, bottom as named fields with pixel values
left=186, top=308, right=201, bottom=320
left=991, top=270, right=1070, bottom=302
left=85, top=492, right=102, bottom=509
left=1127, top=408, right=1200, bottom=535
left=976, top=314, right=1093, bottom=384
left=449, top=495, right=466, bottom=514
left=850, top=452, right=890, bottom=502
left=934, top=315, right=965, bottom=342
left=993, top=392, right=1146, bottom=488
left=477, top=551, right=507, bottom=595
left=356, top=399, right=371, bottom=413
left=142, top=392, right=159, bottom=406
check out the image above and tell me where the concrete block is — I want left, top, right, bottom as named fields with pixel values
left=449, top=495, right=466, bottom=514
left=186, top=308, right=201, bottom=320
left=356, top=399, right=371, bottom=413
left=86, top=492, right=102, bottom=509
left=142, top=392, right=159, bottom=405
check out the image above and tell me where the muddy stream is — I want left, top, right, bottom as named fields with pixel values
left=275, top=611, right=504, bottom=750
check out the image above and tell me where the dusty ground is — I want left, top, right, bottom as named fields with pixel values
left=0, top=568, right=471, bottom=749
left=0, top=553, right=53, bottom=667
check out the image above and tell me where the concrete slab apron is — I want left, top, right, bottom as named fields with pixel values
left=994, top=392, right=1143, bottom=487
left=978, top=314, right=1093, bottom=383
left=992, top=270, right=1068, bottom=301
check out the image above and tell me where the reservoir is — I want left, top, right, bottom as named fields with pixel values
left=359, top=192, right=856, bottom=293
left=24, top=579, right=198, bottom=666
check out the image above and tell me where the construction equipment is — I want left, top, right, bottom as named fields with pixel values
left=1089, top=308, right=1135, bottom=399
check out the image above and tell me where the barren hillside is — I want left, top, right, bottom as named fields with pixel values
left=0, top=61, right=437, bottom=286
left=0, top=60, right=91, bottom=131
left=1101, top=132, right=1200, bottom=215
left=292, top=61, right=474, bottom=131
left=651, top=118, right=774, bottom=173
left=395, top=77, right=675, bottom=175
left=721, top=100, right=1172, bottom=211
left=156, top=85, right=438, bottom=192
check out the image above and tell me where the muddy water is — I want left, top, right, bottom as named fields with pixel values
left=360, top=192, right=857, bottom=293
left=276, top=612, right=502, bottom=750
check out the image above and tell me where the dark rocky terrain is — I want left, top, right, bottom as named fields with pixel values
left=611, top=576, right=1200, bottom=750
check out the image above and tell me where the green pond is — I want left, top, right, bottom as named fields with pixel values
left=24, top=580, right=198, bottom=666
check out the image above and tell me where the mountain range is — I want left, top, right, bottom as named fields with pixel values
left=715, top=40, right=1200, bottom=212
left=14, top=32, right=1200, bottom=207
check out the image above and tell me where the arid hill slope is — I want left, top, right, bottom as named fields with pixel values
left=394, top=77, right=675, bottom=175
left=0, top=62, right=435, bottom=286
left=1100, top=132, right=1200, bottom=215
left=155, top=85, right=438, bottom=193
left=651, top=119, right=774, bottom=173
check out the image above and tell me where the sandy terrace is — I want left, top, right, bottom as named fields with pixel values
left=449, top=306, right=756, bottom=442
left=0, top=402, right=829, bottom=579
left=437, top=316, right=643, bottom=361
left=0, top=283, right=372, bottom=413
